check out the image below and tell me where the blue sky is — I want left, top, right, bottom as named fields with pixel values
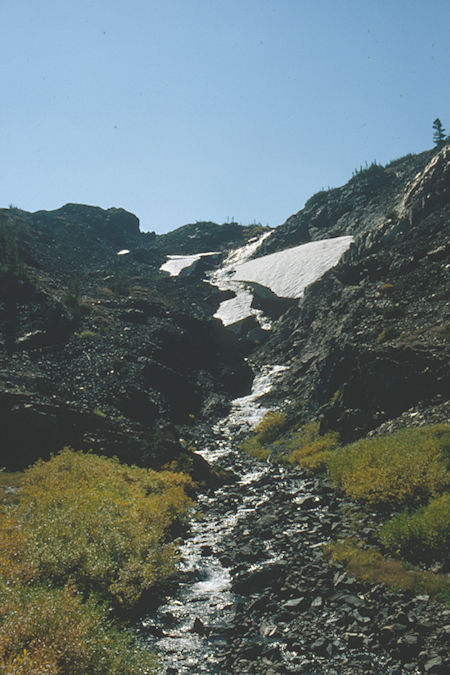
left=1, top=0, right=449, bottom=233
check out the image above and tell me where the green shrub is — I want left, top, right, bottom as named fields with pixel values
left=327, top=425, right=450, bottom=508
left=0, top=448, right=193, bottom=609
left=0, top=582, right=157, bottom=674
left=240, top=436, right=270, bottom=461
left=325, top=539, right=450, bottom=599
left=78, top=329, right=96, bottom=339
left=287, top=422, right=340, bottom=472
left=380, top=282, right=394, bottom=293
left=253, top=411, right=287, bottom=443
left=241, top=418, right=340, bottom=472
left=380, top=493, right=450, bottom=562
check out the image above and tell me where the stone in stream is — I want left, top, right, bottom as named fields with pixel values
left=192, top=616, right=208, bottom=636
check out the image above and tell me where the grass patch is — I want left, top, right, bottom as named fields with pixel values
left=0, top=448, right=193, bottom=608
left=77, top=329, right=96, bottom=339
left=327, top=425, right=449, bottom=508
left=380, top=493, right=450, bottom=563
left=240, top=412, right=287, bottom=461
left=376, top=325, right=399, bottom=343
left=254, top=411, right=288, bottom=443
left=93, top=406, right=106, bottom=417
left=325, top=539, right=450, bottom=601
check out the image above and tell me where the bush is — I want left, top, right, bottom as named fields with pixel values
left=253, top=411, right=287, bottom=443
left=0, top=582, right=157, bottom=674
left=380, top=493, right=450, bottom=563
left=0, top=448, right=193, bottom=609
left=380, top=282, right=394, bottom=294
left=327, top=425, right=450, bottom=508
left=325, top=539, right=450, bottom=599
left=241, top=418, right=340, bottom=472
left=287, top=422, right=340, bottom=472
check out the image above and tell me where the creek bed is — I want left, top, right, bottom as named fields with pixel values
left=141, top=368, right=449, bottom=674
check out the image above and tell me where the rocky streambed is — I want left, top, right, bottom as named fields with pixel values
left=141, top=369, right=449, bottom=674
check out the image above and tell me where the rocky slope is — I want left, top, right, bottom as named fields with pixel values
left=249, top=145, right=449, bottom=440
left=0, top=205, right=257, bottom=472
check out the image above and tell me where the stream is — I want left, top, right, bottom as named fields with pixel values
left=139, top=363, right=447, bottom=674
left=141, top=364, right=292, bottom=673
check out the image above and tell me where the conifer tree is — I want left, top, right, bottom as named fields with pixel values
left=432, top=118, right=446, bottom=148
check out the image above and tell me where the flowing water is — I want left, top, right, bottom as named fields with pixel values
left=141, top=364, right=303, bottom=673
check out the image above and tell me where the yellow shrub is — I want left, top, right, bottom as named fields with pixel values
left=287, top=422, right=340, bottom=472
left=254, top=411, right=287, bottom=443
left=0, top=582, right=157, bottom=674
left=325, top=539, right=450, bottom=599
left=240, top=437, right=270, bottom=461
left=0, top=448, right=193, bottom=609
left=380, top=493, right=450, bottom=562
left=328, top=425, right=450, bottom=507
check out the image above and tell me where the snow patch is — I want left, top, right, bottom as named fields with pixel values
left=233, top=235, right=353, bottom=299
left=161, top=251, right=218, bottom=276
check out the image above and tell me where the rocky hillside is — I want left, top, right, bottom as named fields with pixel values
left=0, top=205, right=256, bottom=472
left=250, top=145, right=449, bottom=441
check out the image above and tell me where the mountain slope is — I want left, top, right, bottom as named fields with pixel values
left=252, top=145, right=449, bottom=440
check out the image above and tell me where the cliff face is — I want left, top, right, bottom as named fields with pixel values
left=252, top=146, right=449, bottom=440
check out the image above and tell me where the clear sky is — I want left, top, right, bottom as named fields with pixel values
left=1, top=0, right=449, bottom=233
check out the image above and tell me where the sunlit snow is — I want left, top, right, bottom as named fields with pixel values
left=161, top=252, right=218, bottom=276
left=233, top=235, right=353, bottom=299
left=208, top=232, right=273, bottom=327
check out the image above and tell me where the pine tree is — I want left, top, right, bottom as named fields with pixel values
left=432, top=118, right=446, bottom=148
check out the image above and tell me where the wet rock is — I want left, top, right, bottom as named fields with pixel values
left=192, top=617, right=208, bottom=636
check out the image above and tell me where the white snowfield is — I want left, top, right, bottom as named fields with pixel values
left=232, top=235, right=353, bottom=299
left=160, top=251, right=219, bottom=276
left=161, top=232, right=353, bottom=327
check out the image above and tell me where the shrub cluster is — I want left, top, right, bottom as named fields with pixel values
left=287, top=422, right=340, bottom=472
left=0, top=583, right=156, bottom=674
left=327, top=425, right=449, bottom=508
left=240, top=412, right=287, bottom=461
left=380, top=493, right=450, bottom=563
left=244, top=415, right=450, bottom=593
left=325, top=540, right=449, bottom=599
left=0, top=448, right=194, bottom=672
